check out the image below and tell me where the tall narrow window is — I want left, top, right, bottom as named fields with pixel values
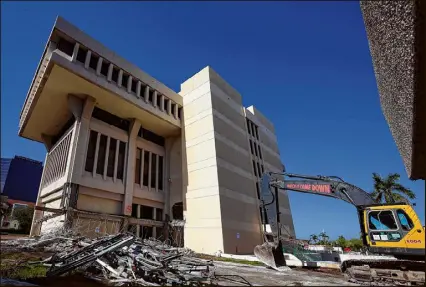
left=135, top=148, right=142, bottom=184
left=252, top=160, right=257, bottom=177
left=246, top=119, right=252, bottom=135
left=258, top=146, right=263, bottom=159
left=257, top=162, right=262, bottom=177
left=143, top=150, right=150, bottom=186
left=158, top=156, right=164, bottom=191
left=254, top=142, right=258, bottom=157
left=85, top=130, right=98, bottom=172
left=256, top=182, right=260, bottom=199
left=249, top=140, right=254, bottom=155
left=150, top=153, right=157, bottom=189
left=255, top=126, right=259, bottom=140
left=96, top=134, right=107, bottom=175
left=107, top=138, right=116, bottom=177
left=117, top=141, right=126, bottom=180
left=131, top=204, right=138, bottom=218
left=156, top=208, right=163, bottom=221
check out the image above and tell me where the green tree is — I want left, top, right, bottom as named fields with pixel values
left=13, top=206, right=34, bottom=234
left=347, top=238, right=363, bottom=251
left=335, top=235, right=347, bottom=248
left=318, top=231, right=329, bottom=245
left=371, top=173, right=415, bottom=204
left=309, top=234, right=318, bottom=244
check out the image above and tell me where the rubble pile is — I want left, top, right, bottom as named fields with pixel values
left=1, top=231, right=219, bottom=286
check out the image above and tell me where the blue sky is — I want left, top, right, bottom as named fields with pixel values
left=1, top=1, right=424, bottom=240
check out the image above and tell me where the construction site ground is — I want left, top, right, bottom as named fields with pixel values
left=0, top=249, right=358, bottom=286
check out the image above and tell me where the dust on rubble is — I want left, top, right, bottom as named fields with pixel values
left=0, top=228, right=358, bottom=286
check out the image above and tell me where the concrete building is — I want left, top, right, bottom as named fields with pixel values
left=19, top=16, right=294, bottom=254
left=360, top=0, right=426, bottom=182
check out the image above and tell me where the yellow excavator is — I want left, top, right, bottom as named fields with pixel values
left=254, top=172, right=425, bottom=285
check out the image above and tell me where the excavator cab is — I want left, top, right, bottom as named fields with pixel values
left=361, top=204, right=425, bottom=260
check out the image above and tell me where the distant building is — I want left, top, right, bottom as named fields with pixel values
left=0, top=156, right=42, bottom=229
left=1, top=156, right=43, bottom=203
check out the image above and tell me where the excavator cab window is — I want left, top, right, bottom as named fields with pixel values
left=368, top=210, right=398, bottom=230
left=396, top=209, right=414, bottom=231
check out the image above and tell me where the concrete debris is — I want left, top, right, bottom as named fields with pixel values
left=1, top=229, right=229, bottom=286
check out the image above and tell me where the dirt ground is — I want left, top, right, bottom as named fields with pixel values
left=0, top=250, right=358, bottom=286
left=212, top=261, right=359, bottom=286
left=0, top=234, right=28, bottom=241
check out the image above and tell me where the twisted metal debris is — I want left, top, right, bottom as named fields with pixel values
left=0, top=229, right=226, bottom=286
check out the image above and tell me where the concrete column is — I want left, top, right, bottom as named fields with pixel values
left=160, top=95, right=165, bottom=111
left=153, top=91, right=158, bottom=108
left=173, top=104, right=179, bottom=119
left=136, top=205, right=141, bottom=237
left=122, top=119, right=141, bottom=216
left=68, top=95, right=96, bottom=183
left=71, top=43, right=80, bottom=62
left=118, top=70, right=123, bottom=88
left=84, top=50, right=91, bottom=69
left=29, top=153, right=49, bottom=237
left=127, top=76, right=133, bottom=93
left=167, top=100, right=172, bottom=115
left=144, top=86, right=150, bottom=103
left=107, top=64, right=113, bottom=82
left=136, top=82, right=142, bottom=99
left=96, top=57, right=103, bottom=76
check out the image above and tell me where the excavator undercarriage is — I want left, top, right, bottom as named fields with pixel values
left=254, top=172, right=425, bottom=285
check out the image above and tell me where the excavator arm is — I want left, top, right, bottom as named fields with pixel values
left=260, top=172, right=376, bottom=241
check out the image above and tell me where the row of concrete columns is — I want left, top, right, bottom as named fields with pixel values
left=70, top=42, right=181, bottom=120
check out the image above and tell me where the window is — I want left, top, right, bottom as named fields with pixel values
left=131, top=79, right=137, bottom=93
left=246, top=119, right=252, bottom=135
left=164, top=98, right=170, bottom=112
left=100, top=60, right=109, bottom=77
left=256, top=182, right=260, bottom=199
left=96, top=135, right=107, bottom=175
left=139, top=128, right=165, bottom=147
left=258, top=145, right=263, bottom=159
left=156, top=208, right=163, bottom=221
left=121, top=73, right=129, bottom=89
left=135, top=148, right=142, bottom=184
left=261, top=165, right=264, bottom=174
left=76, top=47, right=87, bottom=63
left=150, top=153, right=157, bottom=189
left=57, top=38, right=74, bottom=57
left=255, top=126, right=259, bottom=140
left=85, top=130, right=98, bottom=172
left=92, top=107, right=130, bottom=131
left=158, top=156, right=164, bottom=191
left=368, top=210, right=398, bottom=230
left=249, top=140, right=254, bottom=155
left=117, top=141, right=126, bottom=180
left=111, top=67, right=119, bottom=83
left=254, top=142, right=258, bottom=157
left=148, top=89, right=154, bottom=103
left=257, top=162, right=262, bottom=177
left=141, top=205, right=154, bottom=219
left=156, top=227, right=163, bottom=239
left=171, top=102, right=176, bottom=114
left=107, top=138, right=117, bottom=177
left=131, top=204, right=138, bottom=218
left=178, top=107, right=183, bottom=119
left=156, top=94, right=162, bottom=107
left=397, top=209, right=414, bottom=231
left=143, top=150, right=150, bottom=186
left=89, top=53, right=99, bottom=70
left=252, top=160, right=257, bottom=177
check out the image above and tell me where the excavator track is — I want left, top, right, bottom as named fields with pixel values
left=341, top=259, right=425, bottom=286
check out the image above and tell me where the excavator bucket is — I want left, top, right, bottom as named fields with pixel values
left=254, top=240, right=286, bottom=270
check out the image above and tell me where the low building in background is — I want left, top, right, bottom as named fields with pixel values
left=18, top=16, right=294, bottom=254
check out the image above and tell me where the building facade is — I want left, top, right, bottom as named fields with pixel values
left=20, top=16, right=294, bottom=254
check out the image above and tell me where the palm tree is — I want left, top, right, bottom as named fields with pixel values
left=318, top=231, right=329, bottom=245
left=371, top=173, right=416, bottom=204
left=309, top=234, right=318, bottom=244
